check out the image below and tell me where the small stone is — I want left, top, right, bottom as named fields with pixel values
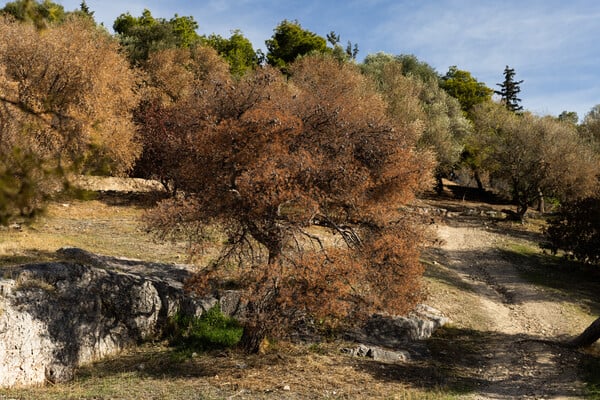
left=283, top=385, right=291, bottom=391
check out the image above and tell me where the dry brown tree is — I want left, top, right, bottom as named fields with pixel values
left=132, top=46, right=231, bottom=194
left=145, top=54, right=433, bottom=351
left=0, top=16, right=139, bottom=222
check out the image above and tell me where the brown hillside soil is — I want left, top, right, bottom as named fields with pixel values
left=0, top=178, right=599, bottom=399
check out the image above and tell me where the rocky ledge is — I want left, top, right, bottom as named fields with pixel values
left=0, top=248, right=448, bottom=388
left=0, top=248, right=240, bottom=387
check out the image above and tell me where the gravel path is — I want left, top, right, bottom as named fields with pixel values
left=431, top=216, right=592, bottom=399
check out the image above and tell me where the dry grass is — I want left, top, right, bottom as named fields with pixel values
left=0, top=192, right=191, bottom=267
left=0, top=341, right=457, bottom=400
left=0, top=187, right=463, bottom=400
left=3, top=182, right=598, bottom=399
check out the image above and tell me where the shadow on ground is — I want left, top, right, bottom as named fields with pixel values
left=357, top=326, right=599, bottom=399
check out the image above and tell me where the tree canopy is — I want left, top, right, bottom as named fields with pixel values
left=202, top=30, right=259, bottom=76
left=362, top=53, right=471, bottom=193
left=142, top=54, right=433, bottom=351
left=113, top=9, right=200, bottom=64
left=470, top=102, right=599, bottom=219
left=1, top=0, right=65, bottom=28
left=440, top=66, right=493, bottom=114
left=0, top=16, right=139, bottom=223
left=265, top=19, right=328, bottom=70
left=580, top=104, right=600, bottom=154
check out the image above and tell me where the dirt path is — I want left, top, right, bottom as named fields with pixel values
left=428, top=214, right=594, bottom=399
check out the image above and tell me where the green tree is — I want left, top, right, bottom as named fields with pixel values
left=395, top=54, right=440, bottom=83
left=113, top=9, right=200, bottom=64
left=1, top=0, right=65, bottom=28
left=579, top=104, right=600, bottom=153
left=326, top=30, right=358, bottom=62
left=558, top=110, right=579, bottom=125
left=265, top=19, right=327, bottom=70
left=470, top=102, right=598, bottom=219
left=362, top=54, right=471, bottom=193
left=203, top=30, right=259, bottom=76
left=78, top=1, right=92, bottom=17
left=544, top=193, right=600, bottom=265
left=495, top=65, right=524, bottom=112
left=440, top=66, right=493, bottom=114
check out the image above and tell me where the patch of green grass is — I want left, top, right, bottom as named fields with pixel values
left=169, top=305, right=243, bottom=353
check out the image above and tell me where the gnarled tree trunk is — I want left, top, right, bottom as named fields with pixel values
left=568, top=317, right=600, bottom=348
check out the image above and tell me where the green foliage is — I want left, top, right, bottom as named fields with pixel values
left=169, top=305, right=243, bottom=351
left=495, top=65, right=524, bottom=112
left=361, top=53, right=471, bottom=191
left=0, top=147, right=49, bottom=225
left=265, top=19, right=327, bottom=69
left=362, top=52, right=439, bottom=84
left=113, top=9, right=200, bottom=64
left=580, top=104, right=600, bottom=154
left=395, top=53, right=440, bottom=83
left=440, top=66, right=493, bottom=114
left=202, top=30, right=259, bottom=76
left=558, top=110, right=579, bottom=125
left=543, top=196, right=600, bottom=265
left=470, top=102, right=599, bottom=218
left=1, top=0, right=66, bottom=28
left=170, top=14, right=199, bottom=48
left=326, top=30, right=358, bottom=62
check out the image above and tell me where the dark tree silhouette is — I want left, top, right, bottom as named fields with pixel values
left=495, top=65, right=524, bottom=112
left=569, top=317, right=600, bottom=348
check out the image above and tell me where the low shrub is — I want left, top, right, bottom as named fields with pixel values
left=169, top=305, right=243, bottom=351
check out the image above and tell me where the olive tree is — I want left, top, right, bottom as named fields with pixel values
left=470, top=102, right=598, bottom=219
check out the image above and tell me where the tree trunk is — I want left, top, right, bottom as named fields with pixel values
left=568, top=317, right=600, bottom=348
left=435, top=174, right=444, bottom=195
left=474, top=170, right=484, bottom=192
left=516, top=202, right=528, bottom=222
left=239, top=323, right=267, bottom=353
left=537, top=188, right=545, bottom=213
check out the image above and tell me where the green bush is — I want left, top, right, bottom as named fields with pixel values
left=543, top=196, right=600, bottom=265
left=169, top=305, right=243, bottom=351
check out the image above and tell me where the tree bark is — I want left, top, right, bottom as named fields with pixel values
left=537, top=188, right=545, bottom=213
left=435, top=174, right=444, bottom=195
left=239, top=323, right=267, bottom=353
left=568, top=317, right=600, bottom=348
left=474, top=170, right=484, bottom=192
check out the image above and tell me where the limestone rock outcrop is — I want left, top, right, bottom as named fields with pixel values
left=0, top=248, right=240, bottom=388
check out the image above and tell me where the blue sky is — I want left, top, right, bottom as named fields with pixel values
left=56, top=0, right=600, bottom=121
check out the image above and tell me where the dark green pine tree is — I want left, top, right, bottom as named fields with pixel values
left=495, top=65, right=524, bottom=112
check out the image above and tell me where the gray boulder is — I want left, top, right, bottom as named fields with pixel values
left=361, top=304, right=450, bottom=348
left=0, top=248, right=242, bottom=388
